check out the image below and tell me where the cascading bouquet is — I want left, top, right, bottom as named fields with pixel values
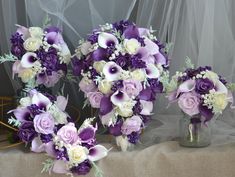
left=167, top=58, right=234, bottom=122
left=72, top=20, right=170, bottom=151
left=44, top=119, right=108, bottom=176
left=8, top=89, right=70, bottom=152
left=0, top=25, right=71, bottom=88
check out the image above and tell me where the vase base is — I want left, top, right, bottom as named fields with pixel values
left=179, top=141, right=210, bottom=148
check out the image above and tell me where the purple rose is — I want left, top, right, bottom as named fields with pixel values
left=87, top=91, right=103, bottom=108
left=195, top=78, right=214, bottom=94
left=70, top=160, right=92, bottom=175
left=79, top=77, right=97, bottom=94
left=78, top=126, right=96, bottom=143
left=108, top=119, right=123, bottom=136
left=178, top=91, right=200, bottom=116
left=18, top=121, right=37, bottom=143
left=121, top=80, right=143, bottom=97
left=57, top=123, right=78, bottom=144
left=11, top=44, right=25, bottom=58
left=121, top=116, right=142, bottom=135
left=33, top=112, right=55, bottom=134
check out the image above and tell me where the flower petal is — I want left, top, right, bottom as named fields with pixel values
left=31, top=137, right=45, bottom=153
left=100, top=110, right=115, bottom=126
left=12, top=61, right=24, bottom=79
left=144, top=38, right=159, bottom=55
left=92, top=48, right=107, bottom=61
left=100, top=97, right=113, bottom=115
left=16, top=25, right=29, bottom=40
left=32, top=92, right=51, bottom=109
left=78, top=126, right=96, bottom=143
left=98, top=32, right=118, bottom=49
left=140, top=100, right=153, bottom=115
left=88, top=145, right=108, bottom=162
left=123, top=25, right=140, bottom=39
left=215, top=80, right=228, bottom=94
left=44, top=141, right=56, bottom=157
left=176, top=79, right=196, bottom=97
left=103, top=61, right=122, bottom=81
left=138, top=28, right=150, bottom=37
left=21, top=52, right=37, bottom=68
left=154, top=52, right=167, bottom=65
left=111, top=90, right=129, bottom=106
left=145, top=64, right=160, bottom=79
left=13, top=108, right=31, bottom=121
left=56, top=95, right=68, bottom=111
left=53, top=160, right=68, bottom=174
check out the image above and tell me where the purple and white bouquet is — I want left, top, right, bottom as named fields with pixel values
left=9, top=89, right=70, bottom=151
left=72, top=20, right=169, bottom=151
left=167, top=59, right=234, bottom=122
left=1, top=25, right=71, bottom=87
left=47, top=119, right=108, bottom=176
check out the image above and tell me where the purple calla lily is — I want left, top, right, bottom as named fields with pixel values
left=176, top=79, right=196, bottom=97
left=88, top=145, right=108, bottom=162
left=21, top=52, right=37, bottom=68
left=13, top=107, right=31, bottom=121
left=103, top=61, right=122, bottom=81
left=98, top=32, right=118, bottom=49
left=110, top=90, right=129, bottom=106
left=145, top=64, right=160, bottom=79
left=100, top=96, right=113, bottom=115
left=31, top=91, right=51, bottom=109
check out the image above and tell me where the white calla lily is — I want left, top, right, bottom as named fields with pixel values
left=145, top=63, right=160, bottom=79
left=98, top=32, right=118, bottom=49
left=21, top=52, right=38, bottom=68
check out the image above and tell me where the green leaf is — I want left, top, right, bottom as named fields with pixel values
left=185, top=56, right=194, bottom=69
left=42, top=14, right=52, bottom=28
left=8, top=117, right=21, bottom=127
left=164, top=42, right=173, bottom=54
left=91, top=161, right=104, bottom=177
left=41, top=158, right=54, bottom=174
left=227, top=83, right=235, bottom=92
left=0, top=53, right=17, bottom=63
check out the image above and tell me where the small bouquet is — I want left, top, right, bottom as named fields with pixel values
left=1, top=25, right=71, bottom=87
left=167, top=58, right=234, bottom=122
left=72, top=20, right=169, bottom=151
left=44, top=119, right=108, bottom=176
left=9, top=89, right=70, bottom=152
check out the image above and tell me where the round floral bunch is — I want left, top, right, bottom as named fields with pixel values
left=10, top=25, right=71, bottom=87
left=72, top=20, right=169, bottom=151
left=49, top=119, right=108, bottom=176
left=9, top=89, right=70, bottom=152
left=167, top=59, right=234, bottom=122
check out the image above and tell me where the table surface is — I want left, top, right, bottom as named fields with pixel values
left=1, top=141, right=235, bottom=177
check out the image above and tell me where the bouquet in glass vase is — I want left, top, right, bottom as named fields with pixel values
left=166, top=58, right=235, bottom=147
left=0, top=25, right=71, bottom=89
left=72, top=20, right=169, bottom=151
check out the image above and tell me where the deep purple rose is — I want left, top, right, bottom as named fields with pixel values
left=18, top=121, right=37, bottom=143
left=195, top=78, right=214, bottom=94
left=70, top=160, right=92, bottom=175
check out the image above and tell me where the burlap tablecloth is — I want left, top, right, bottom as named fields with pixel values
left=1, top=141, right=235, bottom=177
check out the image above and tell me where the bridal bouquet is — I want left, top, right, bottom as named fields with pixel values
left=8, top=89, right=70, bottom=151
left=72, top=20, right=169, bottom=151
left=167, top=59, right=234, bottom=122
left=46, top=119, right=108, bottom=176
left=1, top=25, right=71, bottom=87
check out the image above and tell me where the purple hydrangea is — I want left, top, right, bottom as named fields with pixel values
left=54, top=146, right=69, bottom=161
left=18, top=121, right=38, bottom=143
left=111, top=80, right=123, bottom=92
left=72, top=57, right=84, bottom=76
left=70, top=160, right=92, bottom=175
left=112, top=20, right=133, bottom=34
left=148, top=79, right=164, bottom=93
left=10, top=33, right=26, bottom=58
left=27, top=104, right=42, bottom=116
left=133, top=100, right=142, bottom=114
left=40, top=133, right=53, bottom=143
left=127, top=131, right=140, bottom=144
left=131, top=56, right=146, bottom=69
left=87, top=32, right=99, bottom=44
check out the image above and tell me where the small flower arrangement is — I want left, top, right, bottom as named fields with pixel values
left=1, top=25, right=71, bottom=88
left=8, top=89, right=70, bottom=151
left=44, top=118, right=108, bottom=176
left=72, top=20, right=170, bottom=151
left=167, top=58, right=234, bottom=122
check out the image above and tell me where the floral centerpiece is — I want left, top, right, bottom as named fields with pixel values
left=8, top=89, right=70, bottom=151
left=43, top=119, right=108, bottom=176
left=1, top=25, right=71, bottom=88
left=166, top=58, right=234, bottom=147
left=72, top=20, right=169, bottom=151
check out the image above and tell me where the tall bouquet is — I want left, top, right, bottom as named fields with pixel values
left=72, top=20, right=169, bottom=151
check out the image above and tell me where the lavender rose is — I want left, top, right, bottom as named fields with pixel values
left=57, top=123, right=78, bottom=144
left=121, top=116, right=142, bottom=135
left=195, top=78, right=214, bottom=94
left=121, top=79, right=143, bottom=97
left=18, top=121, right=37, bottom=143
left=33, top=112, right=55, bottom=134
left=87, top=91, right=103, bottom=108
left=79, top=77, right=97, bottom=94
left=178, top=91, right=200, bottom=116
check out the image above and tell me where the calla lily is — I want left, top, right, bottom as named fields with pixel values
left=144, top=38, right=159, bottom=55
left=98, top=32, right=118, bottom=49
left=31, top=137, right=45, bottom=153
left=32, top=92, right=51, bottom=109
left=53, top=160, right=68, bottom=174
left=215, top=80, right=228, bottom=94
left=176, top=79, right=196, bottom=97
left=103, top=61, right=122, bottom=81
left=100, top=96, right=113, bottom=115
left=12, top=60, right=24, bottom=79
left=56, top=95, right=68, bottom=111
left=88, top=145, right=108, bottom=162
left=21, top=52, right=37, bottom=68
left=145, top=64, right=160, bottom=79
left=138, top=28, right=150, bottom=37
left=45, top=31, right=64, bottom=45
left=100, top=110, right=115, bottom=126
left=16, top=25, right=29, bottom=40
left=140, top=100, right=153, bottom=115
left=111, top=90, right=129, bottom=106
left=78, top=125, right=97, bottom=143
left=13, top=107, right=31, bottom=121
left=154, top=52, right=167, bottom=65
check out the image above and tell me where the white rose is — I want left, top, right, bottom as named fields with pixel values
left=18, top=68, right=36, bottom=83
left=120, top=70, right=131, bottom=80
left=67, top=145, right=88, bottom=165
left=29, top=27, right=44, bottom=39
left=131, top=69, right=146, bottom=81
left=48, top=105, right=68, bottom=125
left=98, top=79, right=112, bottom=94
left=93, top=61, right=106, bottom=74
left=19, top=97, right=31, bottom=107
left=117, top=100, right=136, bottom=117
left=204, top=70, right=219, bottom=84
left=124, top=38, right=141, bottom=54
left=23, top=37, right=42, bottom=51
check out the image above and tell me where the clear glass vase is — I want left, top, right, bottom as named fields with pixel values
left=179, top=114, right=211, bottom=148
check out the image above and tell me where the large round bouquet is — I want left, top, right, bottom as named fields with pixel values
left=167, top=59, right=234, bottom=122
left=72, top=20, right=169, bottom=151
left=9, top=25, right=71, bottom=87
